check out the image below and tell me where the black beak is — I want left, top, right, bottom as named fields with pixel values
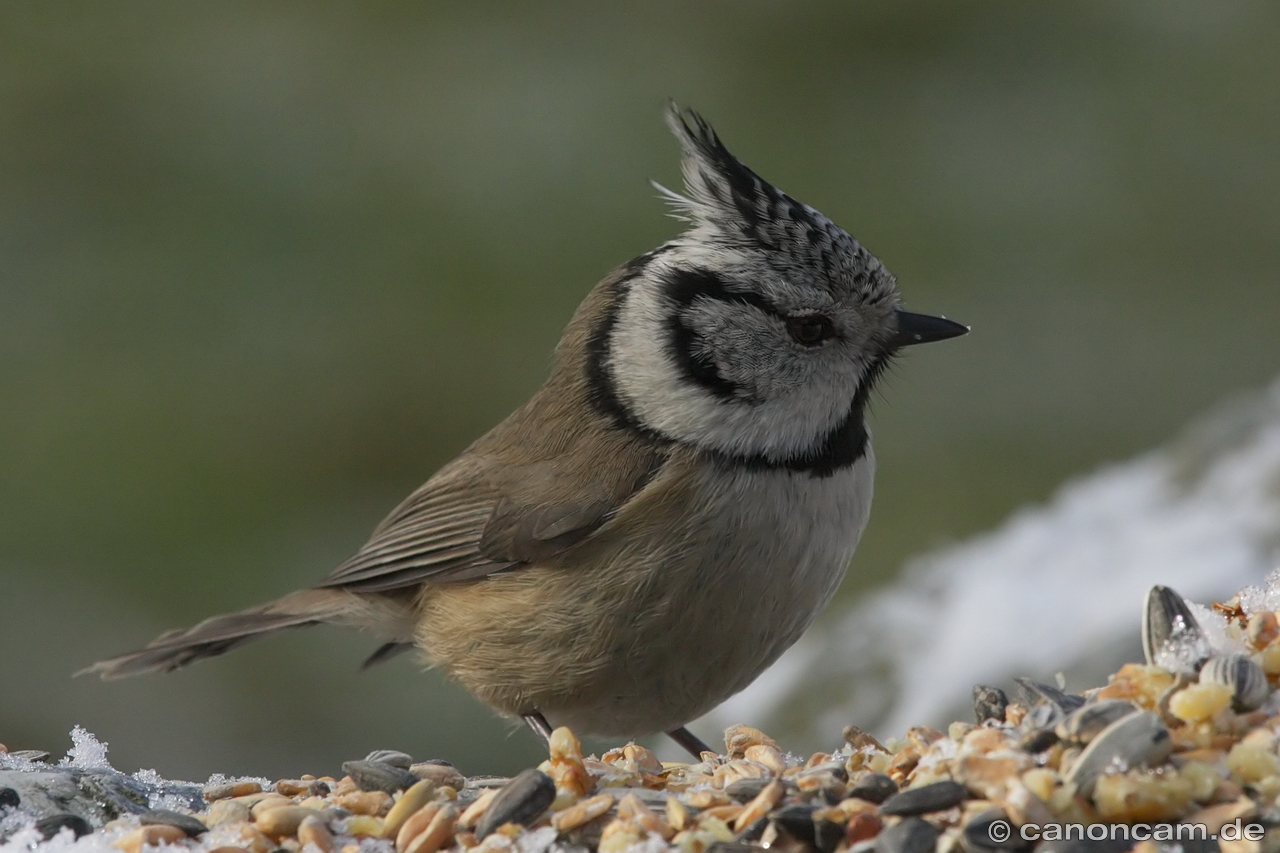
left=889, top=310, right=969, bottom=349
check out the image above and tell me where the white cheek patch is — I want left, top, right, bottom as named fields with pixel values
left=606, top=260, right=869, bottom=461
left=608, top=281, right=687, bottom=422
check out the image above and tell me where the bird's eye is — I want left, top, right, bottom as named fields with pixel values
left=785, top=315, right=834, bottom=346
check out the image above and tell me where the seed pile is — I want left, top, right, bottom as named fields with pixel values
left=4, top=584, right=1280, bottom=853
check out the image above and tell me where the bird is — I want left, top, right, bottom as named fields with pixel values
left=83, top=106, right=967, bottom=758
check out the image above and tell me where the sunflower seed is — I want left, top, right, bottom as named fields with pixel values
left=474, top=768, right=555, bottom=840
left=878, top=780, right=967, bottom=816
left=1199, top=653, right=1270, bottom=711
left=1065, top=710, right=1171, bottom=797
left=847, top=773, right=897, bottom=804
left=876, top=816, right=938, bottom=853
left=343, top=759, right=419, bottom=793
left=1054, top=700, right=1139, bottom=745
left=1142, top=585, right=1209, bottom=671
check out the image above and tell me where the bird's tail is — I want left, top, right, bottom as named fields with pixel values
left=78, top=588, right=415, bottom=679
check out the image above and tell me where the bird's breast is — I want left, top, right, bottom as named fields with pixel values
left=416, top=447, right=875, bottom=737
left=644, top=450, right=876, bottom=685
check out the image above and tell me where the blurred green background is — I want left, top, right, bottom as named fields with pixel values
left=2, top=1, right=1279, bottom=780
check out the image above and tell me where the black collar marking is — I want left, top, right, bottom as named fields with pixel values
left=584, top=254, right=880, bottom=478
left=711, top=355, right=883, bottom=478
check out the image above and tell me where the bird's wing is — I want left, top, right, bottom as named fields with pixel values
left=317, top=442, right=668, bottom=593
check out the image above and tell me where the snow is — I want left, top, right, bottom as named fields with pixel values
left=1238, top=568, right=1280, bottom=615
left=0, top=729, right=258, bottom=853
left=0, top=822, right=130, bottom=853
left=58, top=728, right=110, bottom=772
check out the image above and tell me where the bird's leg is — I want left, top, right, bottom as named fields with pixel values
left=666, top=726, right=713, bottom=759
left=522, top=711, right=555, bottom=745
left=527, top=714, right=710, bottom=760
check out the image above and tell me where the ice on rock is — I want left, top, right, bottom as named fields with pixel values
left=60, top=727, right=111, bottom=771
left=201, top=771, right=271, bottom=792
left=131, top=769, right=160, bottom=786
left=136, top=770, right=202, bottom=814
left=1, top=727, right=207, bottom=853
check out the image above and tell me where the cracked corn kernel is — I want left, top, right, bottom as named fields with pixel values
left=1092, top=769, right=1195, bottom=822
left=1227, top=741, right=1280, bottom=785
left=1167, top=682, right=1233, bottom=724
left=1177, top=760, right=1222, bottom=802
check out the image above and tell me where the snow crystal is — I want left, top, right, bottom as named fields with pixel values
left=60, top=726, right=111, bottom=771
left=331, top=820, right=393, bottom=853
left=516, top=826, right=558, bottom=853
left=1238, top=567, right=1280, bottom=614
left=615, top=833, right=669, bottom=853
left=1187, top=601, right=1247, bottom=656
left=1152, top=608, right=1221, bottom=673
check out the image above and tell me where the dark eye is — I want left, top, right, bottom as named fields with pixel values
left=785, top=315, right=834, bottom=346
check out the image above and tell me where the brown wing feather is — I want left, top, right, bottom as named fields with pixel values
left=317, top=443, right=667, bottom=592
left=317, top=457, right=512, bottom=591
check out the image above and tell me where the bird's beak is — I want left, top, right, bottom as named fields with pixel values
left=889, top=310, right=969, bottom=348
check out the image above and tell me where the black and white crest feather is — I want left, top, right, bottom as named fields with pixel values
left=585, top=106, right=910, bottom=476
left=659, top=105, right=896, bottom=311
